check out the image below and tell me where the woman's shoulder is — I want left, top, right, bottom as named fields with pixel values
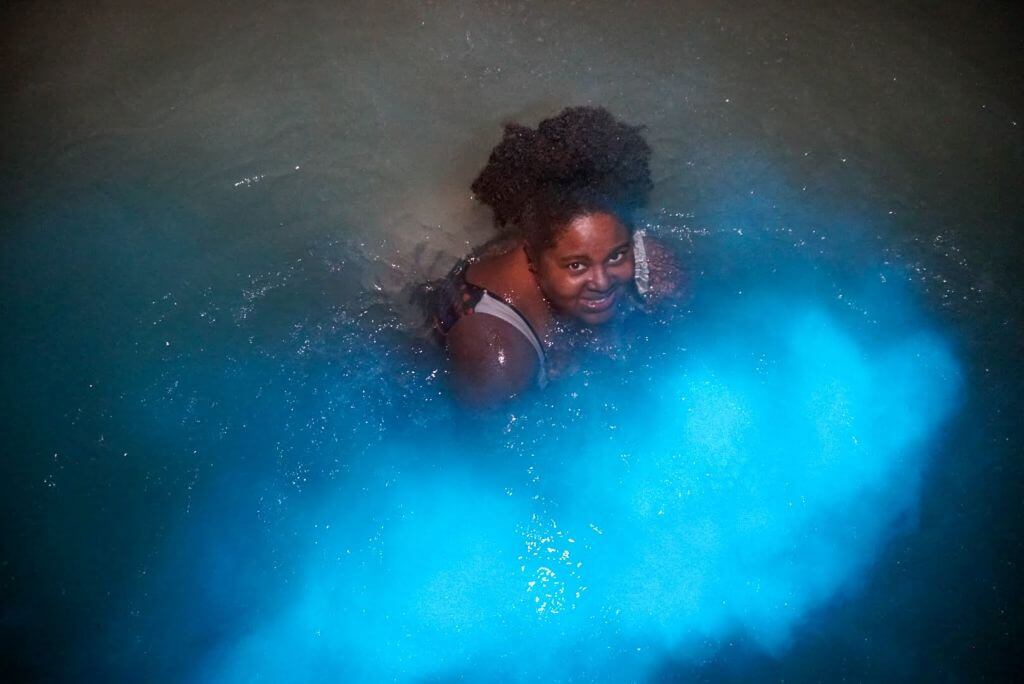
left=437, top=237, right=547, bottom=405
left=445, top=303, right=541, bottom=405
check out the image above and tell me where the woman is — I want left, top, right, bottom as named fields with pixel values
left=433, top=106, right=681, bottom=405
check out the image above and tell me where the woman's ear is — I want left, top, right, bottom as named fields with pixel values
left=524, top=244, right=538, bottom=273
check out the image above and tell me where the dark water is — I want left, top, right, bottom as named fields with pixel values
left=2, top=1, right=1022, bottom=681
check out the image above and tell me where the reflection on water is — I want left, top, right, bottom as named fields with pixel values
left=1, top=1, right=1021, bottom=682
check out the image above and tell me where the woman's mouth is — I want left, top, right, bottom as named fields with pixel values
left=579, top=288, right=619, bottom=313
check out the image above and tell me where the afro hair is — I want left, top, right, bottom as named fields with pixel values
left=470, top=106, right=652, bottom=248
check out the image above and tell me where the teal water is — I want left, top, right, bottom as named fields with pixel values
left=2, top=1, right=1021, bottom=681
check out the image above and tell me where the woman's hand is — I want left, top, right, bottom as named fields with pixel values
left=642, top=236, right=686, bottom=302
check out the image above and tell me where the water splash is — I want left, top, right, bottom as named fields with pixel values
left=176, top=247, right=959, bottom=682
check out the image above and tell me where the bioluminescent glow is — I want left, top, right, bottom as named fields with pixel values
left=187, top=278, right=959, bottom=682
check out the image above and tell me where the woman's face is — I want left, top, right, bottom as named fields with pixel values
left=533, top=212, right=635, bottom=325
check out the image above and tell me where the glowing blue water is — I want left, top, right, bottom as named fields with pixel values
left=146, top=254, right=960, bottom=682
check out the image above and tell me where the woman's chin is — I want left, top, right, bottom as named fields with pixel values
left=576, top=305, right=618, bottom=325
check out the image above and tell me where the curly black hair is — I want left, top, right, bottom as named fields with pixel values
left=470, top=106, right=652, bottom=250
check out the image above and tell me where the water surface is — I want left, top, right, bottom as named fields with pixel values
left=1, top=1, right=1021, bottom=681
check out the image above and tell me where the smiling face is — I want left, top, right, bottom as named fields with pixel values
left=532, top=212, right=635, bottom=325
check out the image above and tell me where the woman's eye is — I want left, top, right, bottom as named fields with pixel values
left=567, top=262, right=586, bottom=272
left=607, top=251, right=627, bottom=264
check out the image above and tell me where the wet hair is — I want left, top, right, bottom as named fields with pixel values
left=470, top=106, right=652, bottom=251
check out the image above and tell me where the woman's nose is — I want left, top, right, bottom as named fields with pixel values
left=588, top=266, right=610, bottom=291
